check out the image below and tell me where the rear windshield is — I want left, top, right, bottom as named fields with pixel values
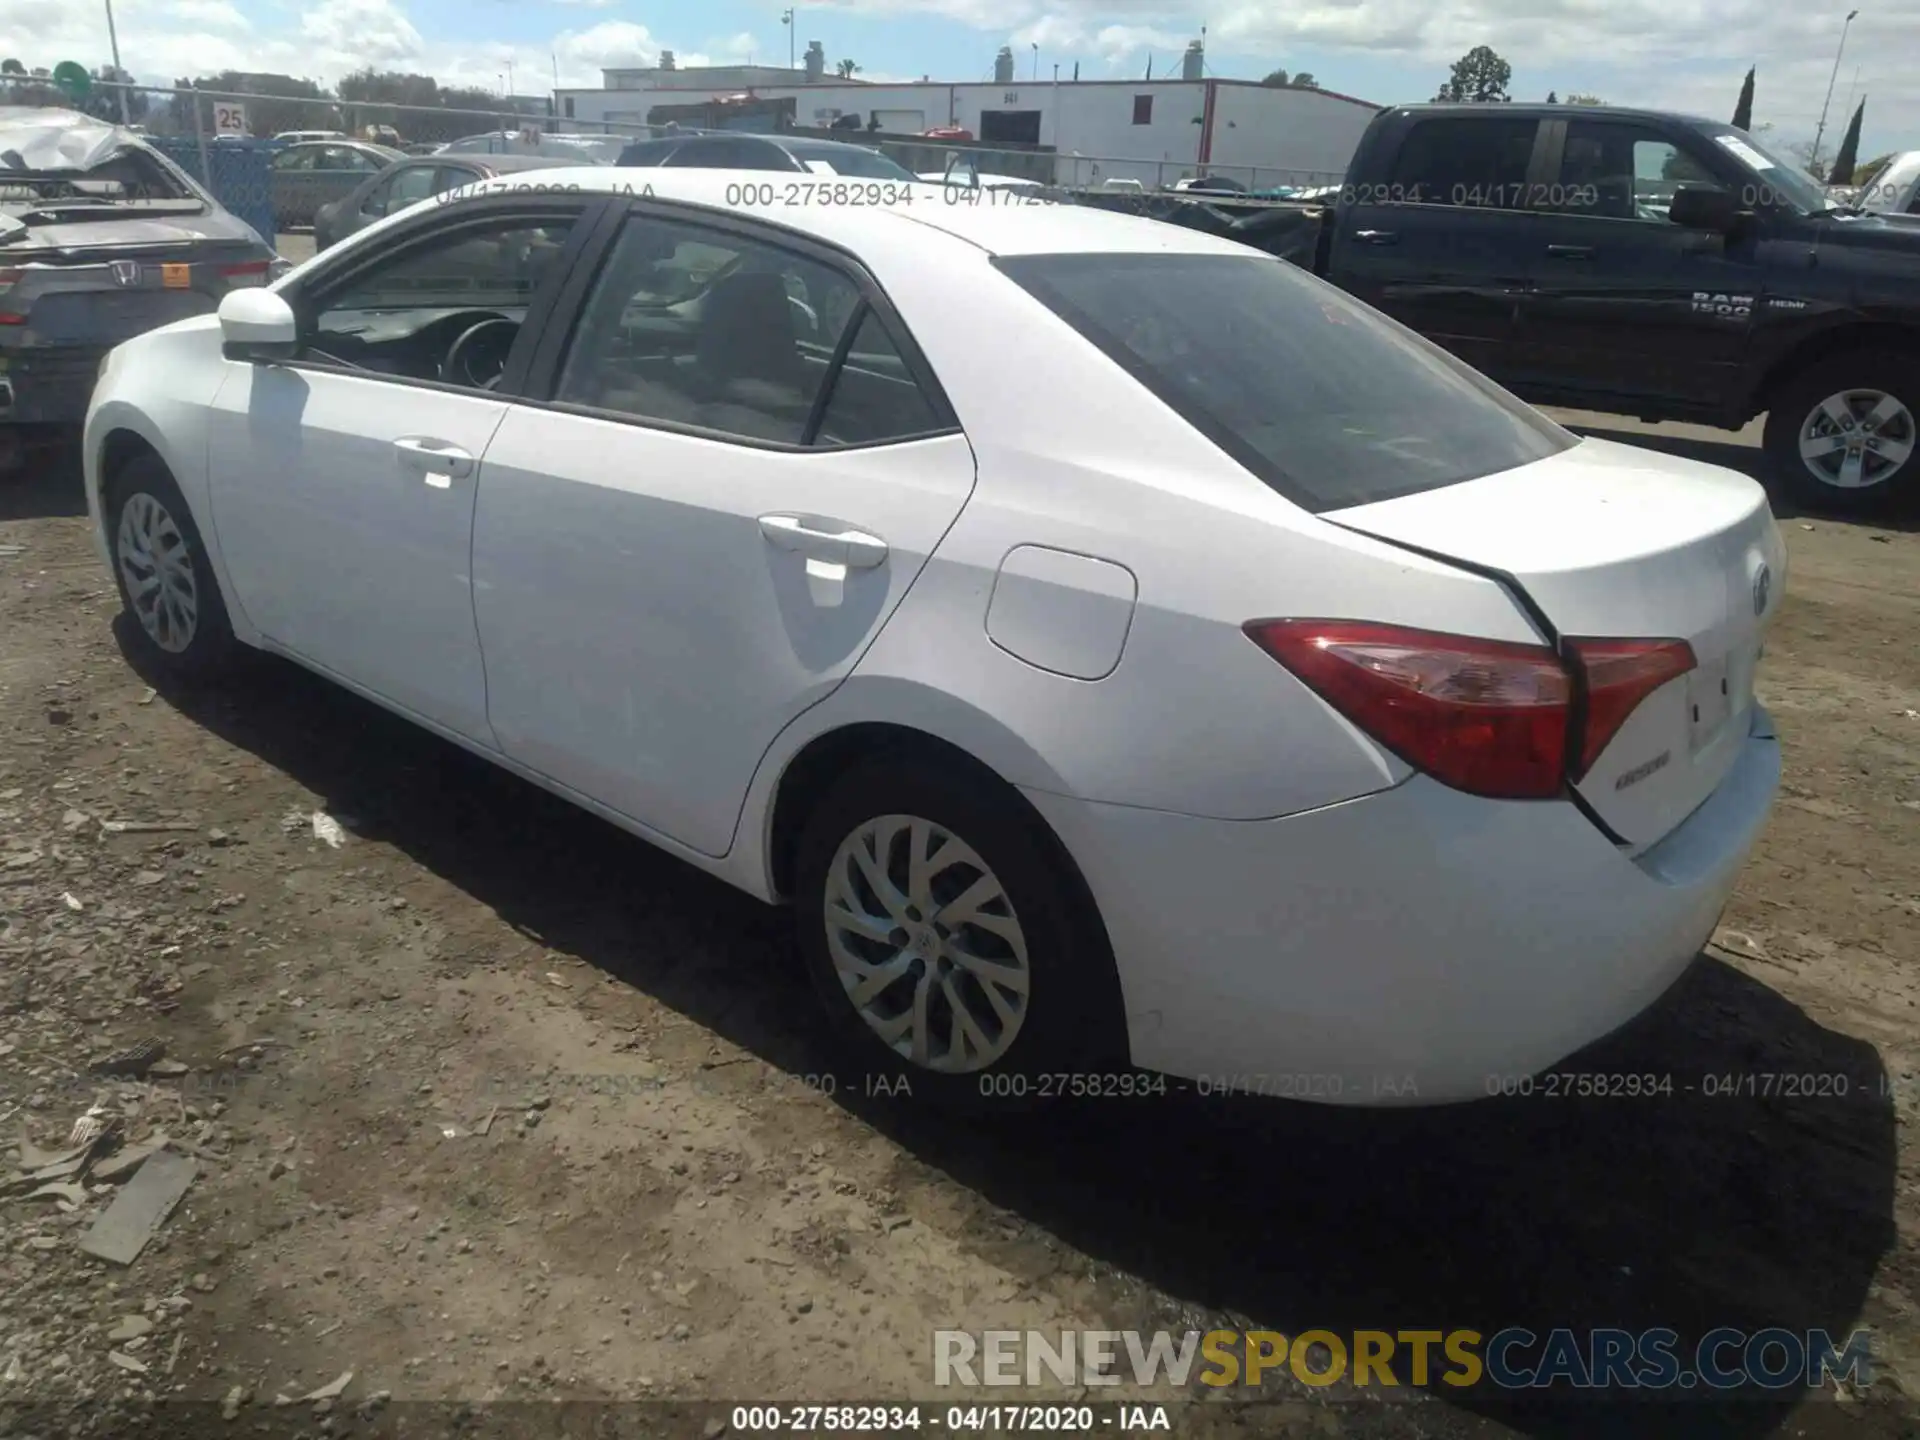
left=994, top=252, right=1574, bottom=511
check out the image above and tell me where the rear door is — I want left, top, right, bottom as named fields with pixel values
left=469, top=205, right=973, bottom=856
left=1513, top=117, right=1763, bottom=409
left=1330, top=439, right=1786, bottom=848
left=1330, top=114, right=1549, bottom=381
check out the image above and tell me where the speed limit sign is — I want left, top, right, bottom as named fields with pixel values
left=212, top=102, right=249, bottom=136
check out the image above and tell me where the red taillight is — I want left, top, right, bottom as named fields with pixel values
left=0, top=314, right=24, bottom=326
left=1566, top=637, right=1695, bottom=778
left=220, top=260, right=271, bottom=277
left=1246, top=620, right=1572, bottom=799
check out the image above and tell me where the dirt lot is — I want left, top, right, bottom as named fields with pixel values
left=2, top=409, right=1917, bottom=1439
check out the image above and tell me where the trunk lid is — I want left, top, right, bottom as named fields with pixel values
left=1329, top=436, right=1785, bottom=848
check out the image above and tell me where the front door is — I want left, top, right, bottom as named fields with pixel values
left=1330, top=113, right=1548, bottom=381
left=205, top=201, right=594, bottom=743
left=1514, top=118, right=1763, bottom=410
left=470, top=209, right=975, bottom=856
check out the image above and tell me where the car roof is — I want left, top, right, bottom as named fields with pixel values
left=449, top=165, right=1255, bottom=259
left=1387, top=102, right=1728, bottom=129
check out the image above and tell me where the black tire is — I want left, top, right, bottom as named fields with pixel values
left=1763, top=349, right=1920, bottom=514
left=792, top=754, right=1129, bottom=1111
left=104, top=454, right=240, bottom=679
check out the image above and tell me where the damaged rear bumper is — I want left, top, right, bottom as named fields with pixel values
left=0, top=345, right=108, bottom=425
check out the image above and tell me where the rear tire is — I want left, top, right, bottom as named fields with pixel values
left=791, top=755, right=1129, bottom=1111
left=1763, top=350, right=1920, bottom=513
left=105, top=455, right=239, bottom=680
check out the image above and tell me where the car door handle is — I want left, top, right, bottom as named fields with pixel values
left=758, top=514, right=888, bottom=569
left=1352, top=229, right=1399, bottom=245
left=1545, top=244, right=1596, bottom=260
left=393, top=436, right=474, bottom=482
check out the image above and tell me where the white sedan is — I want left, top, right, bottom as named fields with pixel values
left=84, top=168, right=1784, bottom=1107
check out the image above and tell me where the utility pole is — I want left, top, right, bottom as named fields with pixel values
left=782, top=9, right=795, bottom=72
left=103, top=0, right=129, bottom=123
left=1810, top=9, right=1860, bottom=174
left=1031, top=43, right=1039, bottom=81
left=506, top=59, right=516, bottom=108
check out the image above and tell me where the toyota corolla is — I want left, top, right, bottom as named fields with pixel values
left=83, top=168, right=1784, bottom=1106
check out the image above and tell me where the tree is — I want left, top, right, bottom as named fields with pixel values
left=0, top=59, right=24, bottom=76
left=835, top=58, right=860, bottom=79
left=1567, top=93, right=1605, bottom=106
left=1290, top=72, right=1316, bottom=89
left=1433, top=45, right=1511, bottom=104
left=1828, top=98, right=1864, bottom=185
left=1732, top=66, right=1755, bottom=130
left=1545, top=90, right=1558, bottom=103
left=172, top=70, right=332, bottom=138
left=1261, top=68, right=1289, bottom=87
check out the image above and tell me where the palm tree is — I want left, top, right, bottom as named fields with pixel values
left=835, top=58, right=860, bottom=79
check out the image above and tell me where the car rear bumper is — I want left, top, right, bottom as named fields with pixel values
left=1023, top=705, right=1781, bottom=1105
left=0, top=345, right=106, bottom=425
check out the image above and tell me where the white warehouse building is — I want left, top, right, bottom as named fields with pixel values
left=556, top=41, right=1380, bottom=188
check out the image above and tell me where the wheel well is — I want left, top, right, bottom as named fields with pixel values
left=99, top=429, right=163, bottom=493
left=766, top=724, right=1100, bottom=925
left=1751, top=324, right=1920, bottom=420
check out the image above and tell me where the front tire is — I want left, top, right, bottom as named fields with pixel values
left=105, top=455, right=239, bottom=679
left=792, top=755, right=1128, bottom=1110
left=1763, top=351, right=1920, bottom=513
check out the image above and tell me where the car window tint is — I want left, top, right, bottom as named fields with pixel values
left=555, top=215, right=862, bottom=444
left=782, top=144, right=917, bottom=180
left=307, top=216, right=579, bottom=384
left=1387, top=118, right=1539, bottom=208
left=430, top=165, right=474, bottom=195
left=1549, top=123, right=1721, bottom=221
left=997, top=252, right=1572, bottom=512
left=813, top=310, right=946, bottom=446
left=615, top=140, right=679, bottom=166
left=385, top=165, right=439, bottom=210
left=666, top=138, right=789, bottom=170
left=273, top=147, right=318, bottom=171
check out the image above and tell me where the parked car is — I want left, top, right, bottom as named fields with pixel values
left=314, top=153, right=576, bottom=250
left=0, top=108, right=280, bottom=448
left=1067, top=103, right=1920, bottom=511
left=439, top=132, right=624, bottom=164
left=272, top=130, right=349, bottom=144
left=614, top=133, right=917, bottom=181
left=85, top=166, right=1783, bottom=1107
left=1170, top=174, right=1249, bottom=194
left=269, top=140, right=404, bottom=230
left=1855, top=150, right=1920, bottom=217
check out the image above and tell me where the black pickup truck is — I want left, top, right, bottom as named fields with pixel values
left=1070, top=104, right=1920, bottom=511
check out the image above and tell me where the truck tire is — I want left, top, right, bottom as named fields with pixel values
left=1763, top=350, right=1920, bottom=513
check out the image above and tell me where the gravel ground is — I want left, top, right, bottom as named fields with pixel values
left=1, top=389, right=1917, bottom=1439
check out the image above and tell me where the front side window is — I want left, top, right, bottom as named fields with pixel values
left=383, top=165, right=440, bottom=212
left=1387, top=118, right=1539, bottom=209
left=665, top=138, right=790, bottom=170
left=781, top=144, right=917, bottom=180
left=997, top=252, right=1573, bottom=511
left=1552, top=122, right=1721, bottom=221
left=555, top=214, right=939, bottom=446
left=303, top=213, right=579, bottom=386
left=272, top=147, right=319, bottom=172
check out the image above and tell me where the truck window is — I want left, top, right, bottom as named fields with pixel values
left=995, top=252, right=1574, bottom=512
left=1554, top=121, right=1720, bottom=221
left=1387, top=117, right=1538, bottom=209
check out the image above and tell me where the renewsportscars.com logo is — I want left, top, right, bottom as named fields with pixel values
left=933, top=1327, right=1875, bottom=1393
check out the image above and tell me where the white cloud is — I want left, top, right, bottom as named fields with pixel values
left=168, top=0, right=250, bottom=29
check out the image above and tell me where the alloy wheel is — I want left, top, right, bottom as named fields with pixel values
left=1797, top=388, right=1916, bottom=490
left=822, top=814, right=1031, bottom=1074
left=116, top=491, right=199, bottom=653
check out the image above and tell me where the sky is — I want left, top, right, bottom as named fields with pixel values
left=1, top=0, right=1910, bottom=164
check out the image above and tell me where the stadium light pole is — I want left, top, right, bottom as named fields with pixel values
left=1810, top=9, right=1860, bottom=175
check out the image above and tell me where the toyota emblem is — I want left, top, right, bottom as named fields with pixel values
left=1752, top=563, right=1771, bottom=616
left=110, top=260, right=141, bottom=288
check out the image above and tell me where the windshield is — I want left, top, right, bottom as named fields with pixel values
left=997, top=252, right=1574, bottom=512
left=784, top=144, right=916, bottom=180
left=1698, top=126, right=1833, bottom=213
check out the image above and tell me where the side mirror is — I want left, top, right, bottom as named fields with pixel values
left=219, top=288, right=299, bottom=363
left=1669, top=183, right=1738, bottom=232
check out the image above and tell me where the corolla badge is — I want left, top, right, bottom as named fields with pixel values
left=1752, top=563, right=1771, bottom=616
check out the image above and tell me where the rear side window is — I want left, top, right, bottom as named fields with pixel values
left=1388, top=117, right=1539, bottom=208
left=996, top=252, right=1573, bottom=512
